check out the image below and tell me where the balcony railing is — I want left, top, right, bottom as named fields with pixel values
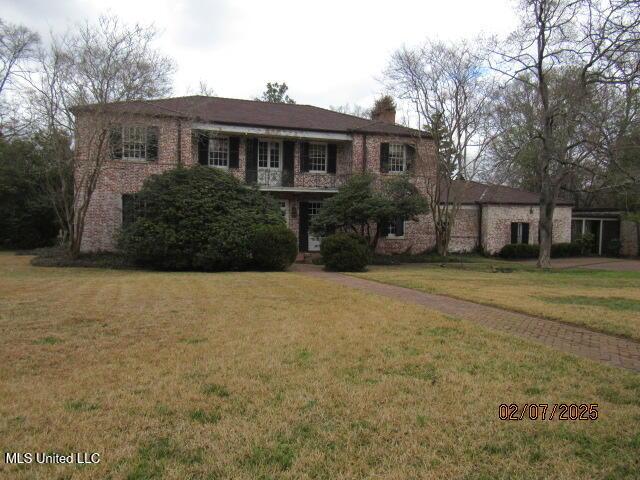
left=245, top=169, right=351, bottom=190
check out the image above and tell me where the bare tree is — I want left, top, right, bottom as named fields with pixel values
left=25, top=15, right=174, bottom=256
left=328, top=102, right=371, bottom=119
left=385, top=39, right=495, bottom=255
left=0, top=18, right=39, bottom=135
left=490, top=0, right=640, bottom=268
left=0, top=18, right=39, bottom=97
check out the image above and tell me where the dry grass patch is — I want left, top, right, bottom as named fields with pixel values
left=0, top=253, right=639, bottom=479
left=352, top=263, right=640, bottom=340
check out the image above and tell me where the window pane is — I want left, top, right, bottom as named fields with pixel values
left=308, top=201, right=322, bottom=216
left=209, top=137, right=229, bottom=167
left=308, top=144, right=327, bottom=172
left=122, top=126, right=147, bottom=160
left=270, top=142, right=280, bottom=168
left=389, top=144, right=405, bottom=172
left=258, top=141, right=268, bottom=168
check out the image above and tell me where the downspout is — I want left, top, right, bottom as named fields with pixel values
left=176, top=119, right=182, bottom=166
left=362, top=134, right=367, bottom=173
left=477, top=202, right=483, bottom=254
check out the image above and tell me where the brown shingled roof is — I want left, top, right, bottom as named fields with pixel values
left=444, top=180, right=573, bottom=206
left=72, top=95, right=425, bottom=137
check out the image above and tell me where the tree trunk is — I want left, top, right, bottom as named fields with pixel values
left=537, top=185, right=555, bottom=268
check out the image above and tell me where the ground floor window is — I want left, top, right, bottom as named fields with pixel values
left=385, top=218, right=405, bottom=238
left=511, top=222, right=530, bottom=244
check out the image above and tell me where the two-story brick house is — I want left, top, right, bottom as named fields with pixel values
left=73, top=95, right=572, bottom=255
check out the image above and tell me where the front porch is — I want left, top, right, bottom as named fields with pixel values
left=267, top=192, right=335, bottom=254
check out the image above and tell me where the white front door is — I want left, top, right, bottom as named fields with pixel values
left=258, top=140, right=282, bottom=186
left=307, top=201, right=322, bottom=251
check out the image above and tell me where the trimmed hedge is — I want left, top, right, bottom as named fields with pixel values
left=118, top=166, right=285, bottom=271
left=320, top=233, right=370, bottom=271
left=499, top=243, right=540, bottom=259
left=550, top=242, right=582, bottom=258
left=500, top=240, right=593, bottom=259
left=250, top=224, right=298, bottom=271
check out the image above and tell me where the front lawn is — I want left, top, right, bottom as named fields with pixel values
left=351, top=263, right=640, bottom=341
left=1, top=253, right=639, bottom=479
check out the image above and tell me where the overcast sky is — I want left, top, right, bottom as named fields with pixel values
left=2, top=0, right=519, bottom=112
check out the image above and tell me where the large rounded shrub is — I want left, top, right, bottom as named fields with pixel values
left=119, top=166, right=284, bottom=271
left=250, top=224, right=298, bottom=270
left=320, top=233, right=370, bottom=272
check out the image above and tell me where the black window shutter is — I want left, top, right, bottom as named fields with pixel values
left=510, top=222, right=519, bottom=244
left=229, top=137, right=240, bottom=168
left=300, top=142, right=309, bottom=172
left=327, top=144, right=337, bottom=173
left=405, top=144, right=416, bottom=172
left=380, top=142, right=390, bottom=173
left=283, top=141, right=295, bottom=186
left=245, top=138, right=258, bottom=183
left=146, top=126, right=159, bottom=161
left=110, top=125, right=122, bottom=160
left=299, top=202, right=309, bottom=251
left=522, top=223, right=530, bottom=244
left=395, top=218, right=405, bottom=237
left=197, top=132, right=209, bottom=165
left=379, top=220, right=389, bottom=238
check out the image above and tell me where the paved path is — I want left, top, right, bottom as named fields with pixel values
left=292, top=264, right=640, bottom=373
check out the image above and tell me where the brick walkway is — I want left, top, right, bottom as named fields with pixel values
left=293, top=264, right=640, bottom=372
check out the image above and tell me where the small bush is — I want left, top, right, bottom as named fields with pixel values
left=320, top=233, right=370, bottom=271
left=250, top=224, right=297, bottom=271
left=574, top=232, right=595, bottom=255
left=499, top=243, right=540, bottom=259
left=604, top=238, right=621, bottom=257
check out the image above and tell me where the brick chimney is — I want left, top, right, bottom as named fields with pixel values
left=371, top=95, right=397, bottom=124
left=372, top=107, right=396, bottom=124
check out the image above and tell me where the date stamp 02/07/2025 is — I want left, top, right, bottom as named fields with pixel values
left=499, top=403, right=599, bottom=421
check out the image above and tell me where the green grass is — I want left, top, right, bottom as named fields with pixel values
left=351, top=263, right=640, bottom=340
left=536, top=295, right=640, bottom=312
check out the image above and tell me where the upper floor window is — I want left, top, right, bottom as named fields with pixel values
left=308, top=143, right=327, bottom=172
left=300, top=142, right=336, bottom=174
left=123, top=126, right=147, bottom=160
left=209, top=137, right=229, bottom=168
left=380, top=142, right=415, bottom=174
left=389, top=143, right=406, bottom=173
left=111, top=125, right=159, bottom=161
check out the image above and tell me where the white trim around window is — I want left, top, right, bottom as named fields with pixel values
left=122, top=125, right=148, bottom=161
left=386, top=219, right=406, bottom=239
left=388, top=143, right=406, bottom=173
left=308, top=142, right=328, bottom=173
left=208, top=136, right=229, bottom=169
